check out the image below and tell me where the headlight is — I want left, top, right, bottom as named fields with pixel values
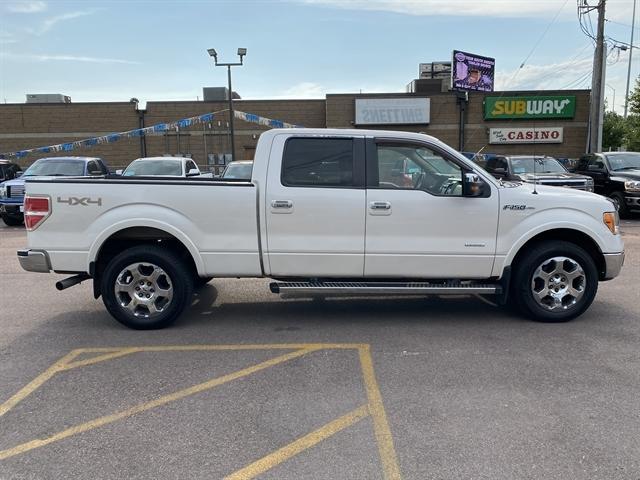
left=625, top=180, right=640, bottom=192
left=0, top=185, right=6, bottom=199
left=603, top=211, right=620, bottom=235
left=585, top=178, right=594, bottom=192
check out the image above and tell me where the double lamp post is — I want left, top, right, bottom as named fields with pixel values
left=207, top=47, right=246, bottom=162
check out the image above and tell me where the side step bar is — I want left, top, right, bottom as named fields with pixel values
left=270, top=281, right=502, bottom=298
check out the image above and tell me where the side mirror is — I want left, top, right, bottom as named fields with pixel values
left=463, top=172, right=486, bottom=197
left=186, top=168, right=200, bottom=177
left=115, top=169, right=123, bottom=175
left=89, top=170, right=103, bottom=176
left=492, top=167, right=507, bottom=176
left=588, top=164, right=604, bottom=172
left=15, top=171, right=23, bottom=178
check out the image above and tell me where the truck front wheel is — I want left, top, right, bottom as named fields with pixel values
left=101, top=245, right=193, bottom=329
left=511, top=241, right=598, bottom=322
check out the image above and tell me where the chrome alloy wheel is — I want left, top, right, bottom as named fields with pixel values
left=531, top=256, right=586, bottom=311
left=114, top=262, right=173, bottom=318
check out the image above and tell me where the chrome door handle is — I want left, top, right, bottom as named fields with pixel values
left=370, top=201, right=391, bottom=210
left=271, top=200, right=293, bottom=209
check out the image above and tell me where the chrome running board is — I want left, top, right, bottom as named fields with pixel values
left=270, top=280, right=501, bottom=298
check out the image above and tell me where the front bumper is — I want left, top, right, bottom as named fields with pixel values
left=624, top=192, right=640, bottom=211
left=602, top=251, right=625, bottom=280
left=17, top=249, right=51, bottom=273
left=0, top=202, right=23, bottom=215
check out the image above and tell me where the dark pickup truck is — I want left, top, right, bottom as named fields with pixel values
left=0, top=156, right=109, bottom=226
left=477, top=155, right=594, bottom=192
left=574, top=152, right=640, bottom=218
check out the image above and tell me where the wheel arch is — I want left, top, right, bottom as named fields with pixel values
left=91, top=225, right=202, bottom=298
left=506, top=228, right=606, bottom=280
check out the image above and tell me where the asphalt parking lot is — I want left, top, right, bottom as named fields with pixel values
left=1, top=221, right=639, bottom=480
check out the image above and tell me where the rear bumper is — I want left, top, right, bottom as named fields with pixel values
left=17, top=249, right=51, bottom=273
left=602, top=251, right=625, bottom=280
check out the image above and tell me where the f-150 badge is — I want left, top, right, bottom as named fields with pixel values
left=503, top=204, right=534, bottom=210
left=57, top=196, right=102, bottom=206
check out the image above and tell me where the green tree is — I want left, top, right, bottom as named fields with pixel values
left=623, top=114, right=640, bottom=151
left=603, top=111, right=626, bottom=150
left=628, top=76, right=640, bottom=114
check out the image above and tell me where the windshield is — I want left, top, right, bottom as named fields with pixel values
left=123, top=160, right=182, bottom=176
left=23, top=159, right=86, bottom=176
left=510, top=157, right=566, bottom=174
left=606, top=153, right=640, bottom=171
left=222, top=163, right=253, bottom=179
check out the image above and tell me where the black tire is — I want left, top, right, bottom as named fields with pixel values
left=511, top=240, right=598, bottom=323
left=194, top=276, right=213, bottom=288
left=610, top=192, right=630, bottom=219
left=1, top=214, right=23, bottom=226
left=101, top=245, right=193, bottom=329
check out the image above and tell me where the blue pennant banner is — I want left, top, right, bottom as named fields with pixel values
left=1, top=109, right=303, bottom=159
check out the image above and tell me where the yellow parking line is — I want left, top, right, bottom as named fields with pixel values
left=0, top=347, right=317, bottom=461
left=61, top=348, right=140, bottom=371
left=224, top=404, right=370, bottom=480
left=359, top=345, right=402, bottom=480
left=0, top=350, right=83, bottom=418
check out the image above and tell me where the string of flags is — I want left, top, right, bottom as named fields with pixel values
left=1, top=109, right=303, bottom=159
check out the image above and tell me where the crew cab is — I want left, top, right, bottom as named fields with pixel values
left=17, top=129, right=624, bottom=329
left=477, top=155, right=594, bottom=191
left=0, top=156, right=109, bottom=226
left=574, top=152, right=640, bottom=218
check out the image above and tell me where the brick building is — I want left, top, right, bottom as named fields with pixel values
left=0, top=88, right=590, bottom=170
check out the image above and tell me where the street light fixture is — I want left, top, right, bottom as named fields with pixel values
left=207, top=47, right=247, bottom=161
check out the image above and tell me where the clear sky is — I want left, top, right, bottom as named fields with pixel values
left=0, top=0, right=637, bottom=114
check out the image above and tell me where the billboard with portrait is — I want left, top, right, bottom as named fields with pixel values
left=451, top=50, right=495, bottom=92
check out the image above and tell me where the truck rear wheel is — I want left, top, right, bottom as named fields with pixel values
left=511, top=241, right=598, bottom=322
left=101, top=245, right=193, bottom=329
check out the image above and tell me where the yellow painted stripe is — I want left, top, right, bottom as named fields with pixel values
left=358, top=346, right=402, bottom=480
left=0, top=348, right=317, bottom=461
left=62, top=348, right=140, bottom=371
left=0, top=350, right=83, bottom=418
left=224, top=405, right=370, bottom=480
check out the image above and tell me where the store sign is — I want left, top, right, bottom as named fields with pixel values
left=485, top=95, right=576, bottom=119
left=355, top=98, right=430, bottom=125
left=489, top=127, right=564, bottom=144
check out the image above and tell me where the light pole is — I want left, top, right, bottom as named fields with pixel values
left=624, top=0, right=636, bottom=118
left=207, top=47, right=246, bottom=161
left=606, top=83, right=616, bottom=113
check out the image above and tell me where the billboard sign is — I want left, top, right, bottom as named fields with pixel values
left=355, top=98, right=430, bottom=125
left=489, top=127, right=564, bottom=144
left=485, top=95, right=576, bottom=120
left=451, top=50, right=495, bottom=92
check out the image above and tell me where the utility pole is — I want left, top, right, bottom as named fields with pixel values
left=588, top=0, right=606, bottom=153
left=624, top=0, right=636, bottom=118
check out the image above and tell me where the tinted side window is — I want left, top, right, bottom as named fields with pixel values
left=587, top=155, right=605, bottom=170
left=282, top=138, right=354, bottom=187
left=186, top=160, right=198, bottom=172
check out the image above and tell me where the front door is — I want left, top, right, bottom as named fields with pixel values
left=364, top=139, right=499, bottom=279
left=265, top=135, right=366, bottom=277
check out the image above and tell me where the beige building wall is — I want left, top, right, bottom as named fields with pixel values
left=0, top=89, right=589, bottom=170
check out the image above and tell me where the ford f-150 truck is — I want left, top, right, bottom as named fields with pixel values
left=17, top=129, right=624, bottom=329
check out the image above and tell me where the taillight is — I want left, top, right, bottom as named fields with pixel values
left=24, top=195, right=51, bottom=231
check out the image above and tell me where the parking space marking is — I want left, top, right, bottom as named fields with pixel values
left=0, top=344, right=402, bottom=479
left=0, top=347, right=316, bottom=461
left=359, top=345, right=402, bottom=480
left=0, top=350, right=83, bottom=418
left=225, top=404, right=371, bottom=480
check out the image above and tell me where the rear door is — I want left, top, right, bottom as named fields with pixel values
left=364, top=138, right=499, bottom=279
left=265, top=135, right=366, bottom=277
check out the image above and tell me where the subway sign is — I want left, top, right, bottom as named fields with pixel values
left=484, top=95, right=576, bottom=120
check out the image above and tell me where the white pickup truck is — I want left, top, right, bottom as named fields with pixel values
left=18, top=129, right=624, bottom=329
